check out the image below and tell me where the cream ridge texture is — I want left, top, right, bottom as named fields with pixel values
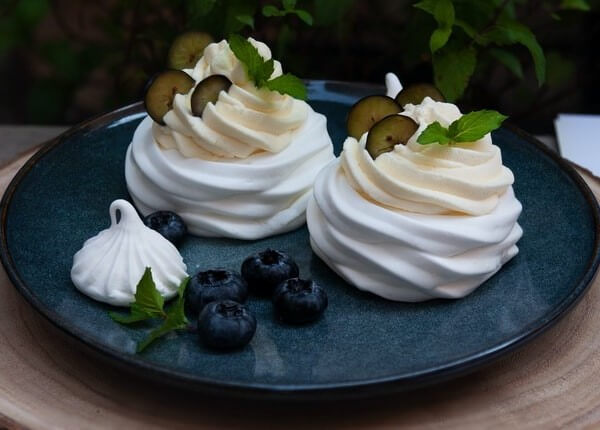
left=307, top=79, right=523, bottom=302
left=125, top=38, right=334, bottom=239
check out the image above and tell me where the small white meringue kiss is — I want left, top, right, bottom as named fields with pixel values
left=71, top=199, right=188, bottom=306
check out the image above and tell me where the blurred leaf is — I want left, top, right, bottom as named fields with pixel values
left=0, top=20, right=19, bottom=56
left=454, top=19, right=477, bottom=38
left=546, top=51, right=575, bottom=88
left=263, top=5, right=283, bottom=17
left=415, top=0, right=455, bottom=53
left=282, top=0, right=297, bottom=11
left=400, top=7, right=436, bottom=67
left=294, top=9, right=313, bottom=25
left=489, top=48, right=524, bottom=78
left=452, top=0, right=496, bottom=31
left=433, top=44, right=477, bottom=101
left=560, top=0, right=590, bottom=10
left=223, top=0, right=257, bottom=34
left=236, top=14, right=254, bottom=29
left=484, top=19, right=546, bottom=85
left=0, top=0, right=48, bottom=56
left=187, top=0, right=217, bottom=19
left=504, top=1, right=517, bottom=19
left=430, top=27, right=452, bottom=54
left=14, top=0, right=48, bottom=27
left=413, top=0, right=437, bottom=15
left=313, top=0, right=353, bottom=26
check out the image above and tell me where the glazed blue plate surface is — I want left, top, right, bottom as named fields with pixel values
left=1, top=81, right=599, bottom=400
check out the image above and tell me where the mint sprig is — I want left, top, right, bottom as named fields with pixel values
left=417, top=109, right=507, bottom=145
left=109, top=267, right=190, bottom=352
left=228, top=34, right=307, bottom=100
left=264, top=74, right=306, bottom=100
left=136, top=277, right=189, bottom=353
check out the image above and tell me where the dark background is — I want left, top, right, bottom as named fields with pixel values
left=1, top=0, right=598, bottom=133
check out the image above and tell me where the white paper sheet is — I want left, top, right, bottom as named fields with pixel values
left=555, top=114, right=600, bottom=176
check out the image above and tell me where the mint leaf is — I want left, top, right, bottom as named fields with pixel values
left=108, top=271, right=192, bottom=353
left=433, top=45, right=476, bottom=102
left=131, top=267, right=165, bottom=317
left=417, top=122, right=453, bottom=145
left=109, top=307, right=152, bottom=324
left=137, top=277, right=190, bottom=353
left=228, top=34, right=307, bottom=100
left=109, top=267, right=166, bottom=324
left=294, top=9, right=313, bottom=26
left=484, top=20, right=546, bottom=86
left=264, top=73, right=307, bottom=100
left=448, top=110, right=508, bottom=142
left=418, top=110, right=507, bottom=145
left=489, top=48, right=524, bottom=79
left=228, top=34, right=267, bottom=85
left=257, top=59, right=275, bottom=85
left=228, top=35, right=274, bottom=86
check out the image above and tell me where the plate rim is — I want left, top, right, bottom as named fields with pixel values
left=1, top=83, right=599, bottom=400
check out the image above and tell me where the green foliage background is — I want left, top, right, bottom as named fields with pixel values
left=0, top=0, right=597, bottom=132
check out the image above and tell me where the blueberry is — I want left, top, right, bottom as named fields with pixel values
left=241, top=249, right=299, bottom=295
left=198, top=300, right=256, bottom=350
left=144, top=211, right=187, bottom=245
left=186, top=270, right=248, bottom=314
left=273, top=278, right=328, bottom=324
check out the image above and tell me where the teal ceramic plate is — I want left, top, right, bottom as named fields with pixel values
left=1, top=81, right=599, bottom=400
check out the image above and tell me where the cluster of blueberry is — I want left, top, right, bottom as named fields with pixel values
left=144, top=211, right=328, bottom=351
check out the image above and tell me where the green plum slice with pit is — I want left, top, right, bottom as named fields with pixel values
left=395, top=84, right=445, bottom=108
left=191, top=75, right=232, bottom=117
left=168, top=31, right=214, bottom=70
left=346, top=95, right=401, bottom=140
left=144, top=70, right=195, bottom=125
left=366, top=114, right=419, bottom=159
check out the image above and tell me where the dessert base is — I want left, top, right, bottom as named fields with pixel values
left=125, top=110, right=333, bottom=240
left=307, top=161, right=523, bottom=302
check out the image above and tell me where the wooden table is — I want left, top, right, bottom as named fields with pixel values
left=1, top=129, right=599, bottom=429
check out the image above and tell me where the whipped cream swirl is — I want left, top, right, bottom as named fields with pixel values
left=342, top=98, right=515, bottom=215
left=155, top=38, right=308, bottom=158
left=308, top=162, right=522, bottom=301
left=307, top=77, right=522, bottom=301
left=127, top=113, right=333, bottom=239
left=126, top=37, right=334, bottom=239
